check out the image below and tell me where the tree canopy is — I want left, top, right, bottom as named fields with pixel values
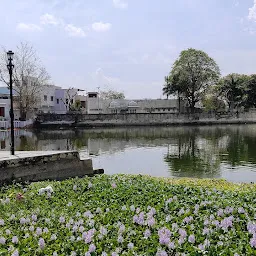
left=164, top=48, right=220, bottom=113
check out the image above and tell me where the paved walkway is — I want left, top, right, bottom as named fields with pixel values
left=0, top=151, right=74, bottom=161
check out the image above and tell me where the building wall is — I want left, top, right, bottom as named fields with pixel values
left=38, top=85, right=60, bottom=113
left=87, top=96, right=182, bottom=114
left=54, top=89, right=66, bottom=114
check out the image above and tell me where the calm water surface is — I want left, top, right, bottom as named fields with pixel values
left=2, top=125, right=256, bottom=183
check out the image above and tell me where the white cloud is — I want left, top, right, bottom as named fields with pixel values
left=65, top=24, right=86, bottom=37
left=16, top=23, right=42, bottom=31
left=40, top=13, right=61, bottom=26
left=248, top=0, right=256, bottom=20
left=113, top=0, right=128, bottom=9
left=92, top=22, right=112, bottom=32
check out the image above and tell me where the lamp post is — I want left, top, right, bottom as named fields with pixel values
left=7, top=51, right=15, bottom=155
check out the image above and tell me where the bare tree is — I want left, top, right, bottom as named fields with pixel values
left=61, top=87, right=78, bottom=112
left=100, top=89, right=125, bottom=100
left=0, top=42, right=50, bottom=120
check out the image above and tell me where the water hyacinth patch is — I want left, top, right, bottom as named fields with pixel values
left=1, top=175, right=256, bottom=255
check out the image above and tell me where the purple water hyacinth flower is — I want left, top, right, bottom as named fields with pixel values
left=0, top=237, right=6, bottom=244
left=11, top=250, right=19, bottom=256
left=127, top=242, right=134, bottom=249
left=204, top=219, right=210, bottom=226
left=130, top=205, right=135, bottom=211
left=12, top=236, right=19, bottom=244
left=36, top=227, right=42, bottom=236
left=29, top=226, right=34, bottom=232
left=188, top=234, right=195, bottom=243
left=178, top=228, right=187, bottom=238
left=51, top=234, right=57, bottom=241
left=19, top=217, right=26, bottom=225
left=178, top=237, right=185, bottom=245
left=67, top=202, right=72, bottom=207
left=217, top=209, right=224, bottom=217
left=111, top=253, right=118, bottom=256
left=43, top=228, right=49, bottom=233
left=24, top=233, right=29, bottom=238
left=118, top=224, right=125, bottom=233
left=117, top=235, right=124, bottom=243
left=89, top=244, right=96, bottom=252
left=53, top=252, right=58, bottom=256
left=220, top=216, right=233, bottom=230
left=147, top=216, right=156, bottom=227
left=59, top=216, right=65, bottom=223
left=247, top=223, right=256, bottom=234
left=238, top=207, right=245, bottom=214
left=101, top=252, right=107, bottom=256
left=156, top=250, right=168, bottom=256
left=0, top=219, right=4, bottom=225
left=224, top=206, right=234, bottom=214
left=212, top=220, right=220, bottom=227
left=250, top=237, right=256, bottom=248
left=100, top=226, right=108, bottom=236
left=168, top=241, right=175, bottom=249
left=121, top=205, right=127, bottom=211
left=202, top=227, right=210, bottom=235
left=71, top=252, right=77, bottom=256
left=6, top=229, right=11, bottom=235
left=88, top=182, right=92, bottom=189
left=84, top=252, right=91, bottom=256
left=144, top=229, right=151, bottom=239
left=31, top=214, right=37, bottom=222
left=198, top=244, right=205, bottom=251
left=38, top=238, right=45, bottom=250
left=73, top=185, right=77, bottom=191
left=72, top=225, right=78, bottom=233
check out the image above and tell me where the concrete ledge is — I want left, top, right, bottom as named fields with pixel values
left=0, top=151, right=95, bottom=184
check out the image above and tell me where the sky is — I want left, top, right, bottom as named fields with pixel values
left=0, top=0, right=256, bottom=99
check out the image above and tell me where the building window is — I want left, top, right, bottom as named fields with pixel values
left=51, top=96, right=54, bottom=101
left=0, top=107, right=5, bottom=117
left=56, top=99, right=59, bottom=104
left=44, top=95, right=47, bottom=101
left=1, top=140, right=5, bottom=149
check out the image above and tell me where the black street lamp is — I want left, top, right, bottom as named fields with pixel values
left=7, top=50, right=15, bottom=155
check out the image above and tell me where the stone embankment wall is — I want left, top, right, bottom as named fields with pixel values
left=0, top=151, right=94, bottom=185
left=35, top=111, right=256, bottom=128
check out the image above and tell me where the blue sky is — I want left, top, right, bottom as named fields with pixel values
left=0, top=0, right=256, bottom=98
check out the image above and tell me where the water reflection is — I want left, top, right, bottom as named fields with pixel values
left=1, top=125, right=256, bottom=182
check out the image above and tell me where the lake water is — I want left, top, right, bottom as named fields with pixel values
left=1, top=125, right=256, bottom=183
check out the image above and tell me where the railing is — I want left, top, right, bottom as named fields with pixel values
left=0, top=119, right=33, bottom=129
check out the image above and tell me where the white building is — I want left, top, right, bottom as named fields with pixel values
left=86, top=92, right=184, bottom=114
left=0, top=87, right=20, bottom=120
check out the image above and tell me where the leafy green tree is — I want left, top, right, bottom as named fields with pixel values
left=165, top=48, right=220, bottom=113
left=245, top=74, right=256, bottom=109
left=202, top=94, right=226, bottom=112
left=218, top=73, right=249, bottom=111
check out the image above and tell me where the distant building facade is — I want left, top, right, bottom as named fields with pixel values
left=0, top=87, right=20, bottom=120
left=86, top=92, right=185, bottom=114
